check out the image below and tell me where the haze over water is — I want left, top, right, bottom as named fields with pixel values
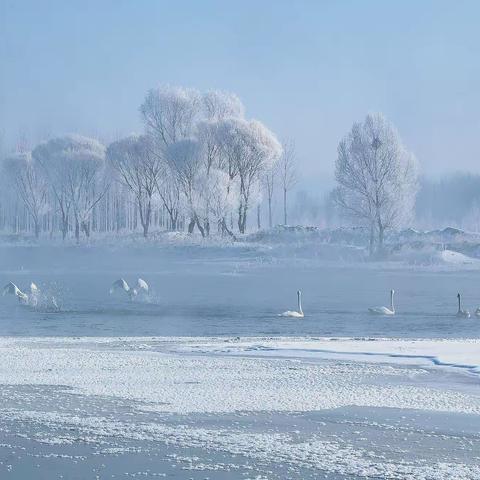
left=1, top=244, right=479, bottom=339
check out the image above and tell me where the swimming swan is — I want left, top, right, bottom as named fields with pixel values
left=3, top=282, right=39, bottom=306
left=456, top=293, right=470, bottom=318
left=280, top=290, right=304, bottom=318
left=368, top=289, right=395, bottom=315
left=110, top=278, right=149, bottom=300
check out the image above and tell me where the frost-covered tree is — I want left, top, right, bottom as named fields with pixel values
left=140, top=86, right=201, bottom=229
left=212, top=170, right=239, bottom=237
left=65, top=136, right=108, bottom=240
left=3, top=152, right=48, bottom=238
left=34, top=135, right=108, bottom=242
left=196, top=93, right=245, bottom=234
left=195, top=121, right=224, bottom=235
left=216, top=118, right=282, bottom=233
left=334, top=113, right=418, bottom=254
left=202, top=91, right=245, bottom=121
left=107, top=135, right=162, bottom=237
left=156, top=165, right=181, bottom=231
left=33, top=138, right=72, bottom=239
left=262, top=164, right=278, bottom=229
left=279, top=140, right=297, bottom=225
left=167, top=139, right=206, bottom=235
left=139, top=85, right=282, bottom=235
left=140, top=85, right=201, bottom=146
left=0, top=86, right=281, bottom=239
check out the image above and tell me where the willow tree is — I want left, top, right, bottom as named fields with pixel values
left=216, top=118, right=282, bottom=233
left=107, top=135, right=161, bottom=237
left=34, top=135, right=107, bottom=242
left=3, top=152, right=48, bottom=238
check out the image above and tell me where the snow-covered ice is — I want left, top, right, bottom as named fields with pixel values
left=176, top=336, right=480, bottom=374
left=1, top=336, right=479, bottom=414
left=0, top=336, right=479, bottom=478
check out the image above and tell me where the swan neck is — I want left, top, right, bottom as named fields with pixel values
left=298, top=292, right=303, bottom=314
left=458, top=294, right=461, bottom=312
left=390, top=290, right=394, bottom=312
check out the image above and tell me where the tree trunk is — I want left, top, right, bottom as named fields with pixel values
left=257, top=205, right=261, bottom=230
left=221, top=218, right=236, bottom=240
left=238, top=206, right=247, bottom=233
left=75, top=218, right=80, bottom=244
left=188, top=218, right=195, bottom=234
left=138, top=198, right=151, bottom=238
left=283, top=188, right=287, bottom=225
left=377, top=221, right=385, bottom=255
left=238, top=204, right=243, bottom=233
left=240, top=211, right=247, bottom=234
left=165, top=207, right=177, bottom=231
left=61, top=216, right=68, bottom=241
left=116, top=198, right=121, bottom=233
left=237, top=199, right=249, bottom=234
left=369, top=223, right=375, bottom=256
left=81, top=221, right=91, bottom=238
left=195, top=215, right=205, bottom=238
left=146, top=202, right=151, bottom=237
left=268, top=197, right=272, bottom=228
left=34, top=220, right=40, bottom=239
left=133, top=203, right=138, bottom=230
left=142, top=206, right=151, bottom=238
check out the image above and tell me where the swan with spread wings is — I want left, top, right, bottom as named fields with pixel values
left=110, top=278, right=149, bottom=300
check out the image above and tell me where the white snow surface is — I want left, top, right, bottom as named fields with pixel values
left=0, top=336, right=479, bottom=415
left=1, top=336, right=480, bottom=479
left=177, top=336, right=480, bottom=372
left=392, top=246, right=480, bottom=267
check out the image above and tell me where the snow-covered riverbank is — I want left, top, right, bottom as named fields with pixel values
left=0, top=336, right=479, bottom=479
left=3, top=225, right=480, bottom=269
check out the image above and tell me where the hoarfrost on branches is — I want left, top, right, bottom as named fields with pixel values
left=107, top=135, right=161, bottom=237
left=0, top=85, right=285, bottom=239
left=3, top=152, right=48, bottom=238
left=334, top=113, right=418, bottom=255
left=33, top=134, right=108, bottom=242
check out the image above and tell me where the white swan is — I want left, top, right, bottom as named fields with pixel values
left=280, top=290, right=304, bottom=318
left=110, top=278, right=149, bottom=300
left=3, top=282, right=39, bottom=306
left=475, top=307, right=480, bottom=318
left=368, top=289, right=395, bottom=315
left=456, top=293, right=470, bottom=318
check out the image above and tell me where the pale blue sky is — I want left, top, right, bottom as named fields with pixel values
left=1, top=0, right=480, bottom=185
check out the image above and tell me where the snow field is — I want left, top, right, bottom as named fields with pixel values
left=0, top=337, right=479, bottom=415
left=1, top=336, right=480, bottom=479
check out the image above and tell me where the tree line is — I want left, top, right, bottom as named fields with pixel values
left=1, top=90, right=425, bottom=251
left=0, top=86, right=300, bottom=242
